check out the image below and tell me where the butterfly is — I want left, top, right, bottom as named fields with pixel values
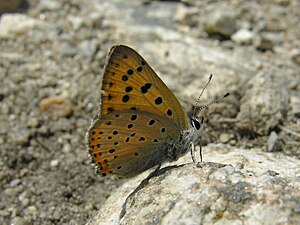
left=86, top=45, right=226, bottom=178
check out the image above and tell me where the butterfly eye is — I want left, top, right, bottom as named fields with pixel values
left=191, top=117, right=201, bottom=130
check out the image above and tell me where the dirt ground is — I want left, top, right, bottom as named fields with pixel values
left=0, top=0, right=299, bottom=224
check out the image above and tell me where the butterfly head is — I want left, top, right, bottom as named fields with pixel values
left=187, top=116, right=203, bottom=145
left=172, top=115, right=203, bottom=162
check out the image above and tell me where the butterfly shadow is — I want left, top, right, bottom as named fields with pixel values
left=120, top=163, right=187, bottom=220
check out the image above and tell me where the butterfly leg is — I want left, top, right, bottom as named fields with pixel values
left=120, top=164, right=162, bottom=219
left=199, top=139, right=203, bottom=162
left=190, top=142, right=196, bottom=163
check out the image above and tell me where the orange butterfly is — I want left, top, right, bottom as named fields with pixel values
left=86, top=45, right=222, bottom=178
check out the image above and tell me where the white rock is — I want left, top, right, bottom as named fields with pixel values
left=50, top=159, right=59, bottom=168
left=174, top=5, right=198, bottom=26
left=0, top=14, right=40, bottom=39
left=204, top=11, right=238, bottom=38
left=232, top=29, right=254, bottom=45
left=38, top=0, right=61, bottom=11
left=67, top=15, right=83, bottom=30
left=219, top=133, right=232, bottom=143
left=79, top=39, right=98, bottom=60
left=62, top=143, right=71, bottom=153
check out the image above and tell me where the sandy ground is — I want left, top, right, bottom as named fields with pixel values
left=0, top=0, right=299, bottom=224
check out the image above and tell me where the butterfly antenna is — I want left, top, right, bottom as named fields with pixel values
left=196, top=93, right=230, bottom=115
left=193, top=74, right=213, bottom=116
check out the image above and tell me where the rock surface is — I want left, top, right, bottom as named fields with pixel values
left=0, top=0, right=299, bottom=224
left=87, top=144, right=300, bottom=225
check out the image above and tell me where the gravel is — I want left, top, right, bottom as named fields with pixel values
left=0, top=0, right=299, bottom=224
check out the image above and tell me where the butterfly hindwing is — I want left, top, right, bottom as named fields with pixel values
left=100, top=45, right=189, bottom=130
left=87, top=111, right=181, bottom=177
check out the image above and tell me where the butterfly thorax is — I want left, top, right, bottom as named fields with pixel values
left=166, top=116, right=202, bottom=162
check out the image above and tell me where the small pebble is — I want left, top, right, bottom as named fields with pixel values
left=79, top=39, right=98, bottom=61
left=85, top=202, right=96, bottom=211
left=255, top=33, right=275, bottom=51
left=291, top=49, right=300, bottom=65
left=219, top=133, right=232, bottom=143
left=10, top=179, right=21, bottom=187
left=27, top=117, right=39, bottom=128
left=174, top=5, right=198, bottom=26
left=38, top=0, right=61, bottom=11
left=62, top=143, right=71, bottom=153
left=14, top=129, right=30, bottom=145
left=68, top=15, right=83, bottom=30
left=0, top=14, right=40, bottom=38
left=10, top=217, right=30, bottom=225
left=50, top=159, right=60, bottom=168
left=39, top=96, right=73, bottom=117
left=204, top=11, right=237, bottom=38
left=290, top=95, right=300, bottom=117
left=231, top=29, right=254, bottom=45
left=21, top=198, right=30, bottom=207
left=267, top=131, right=284, bottom=152
left=27, top=206, right=37, bottom=215
left=5, top=188, right=19, bottom=197
left=59, top=42, right=77, bottom=57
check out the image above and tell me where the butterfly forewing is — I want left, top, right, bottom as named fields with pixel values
left=100, top=45, right=189, bottom=130
left=87, top=45, right=191, bottom=178
left=87, top=111, right=180, bottom=177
